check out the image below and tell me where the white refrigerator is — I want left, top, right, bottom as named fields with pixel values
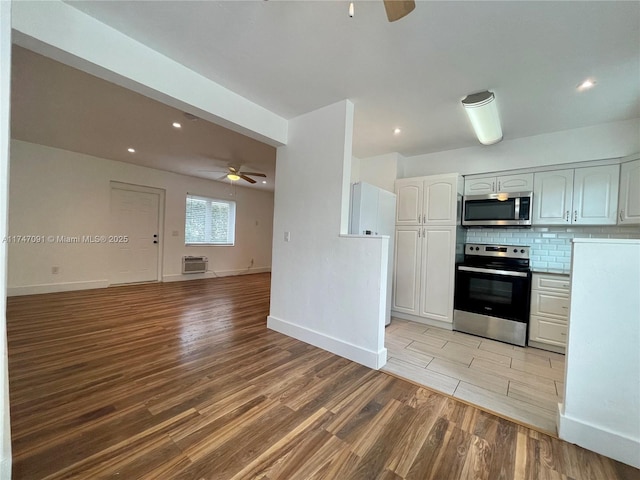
left=349, top=182, right=397, bottom=326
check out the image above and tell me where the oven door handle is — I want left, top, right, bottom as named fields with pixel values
left=457, top=265, right=529, bottom=278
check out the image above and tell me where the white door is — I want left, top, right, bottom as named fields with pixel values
left=533, top=170, right=574, bottom=225
left=110, top=187, right=160, bottom=284
left=573, top=165, right=619, bottom=225
left=419, top=226, right=455, bottom=323
left=392, top=226, right=421, bottom=315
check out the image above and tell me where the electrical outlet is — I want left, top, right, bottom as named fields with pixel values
left=52, top=266, right=60, bottom=274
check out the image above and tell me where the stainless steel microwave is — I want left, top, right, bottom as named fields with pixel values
left=462, top=191, right=533, bottom=226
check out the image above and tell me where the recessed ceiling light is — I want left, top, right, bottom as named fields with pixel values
left=262, top=180, right=267, bottom=184
left=172, top=122, right=182, bottom=128
left=127, top=148, right=136, bottom=153
left=577, top=79, right=596, bottom=91
left=393, top=128, right=402, bottom=135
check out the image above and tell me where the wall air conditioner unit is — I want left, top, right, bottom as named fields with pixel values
left=182, top=256, right=208, bottom=274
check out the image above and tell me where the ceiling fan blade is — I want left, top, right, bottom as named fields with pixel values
left=238, top=172, right=266, bottom=177
left=239, top=174, right=257, bottom=184
left=383, top=0, right=415, bottom=22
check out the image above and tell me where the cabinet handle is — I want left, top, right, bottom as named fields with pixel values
left=562, top=284, right=569, bottom=288
left=418, top=229, right=421, bottom=238
left=498, top=181, right=501, bottom=191
left=423, top=214, right=426, bottom=224
left=492, top=181, right=496, bottom=192
left=573, top=210, right=577, bottom=222
left=562, top=306, right=568, bottom=309
left=620, top=210, right=624, bottom=222
left=565, top=210, right=570, bottom=222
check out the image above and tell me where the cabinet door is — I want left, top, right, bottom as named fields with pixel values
left=529, top=316, right=568, bottom=347
left=618, top=159, right=640, bottom=225
left=573, top=165, right=619, bottom=225
left=419, top=226, right=455, bottom=323
left=392, top=227, right=421, bottom=315
left=531, top=290, right=569, bottom=320
left=464, top=177, right=495, bottom=195
left=395, top=179, right=423, bottom=225
left=423, top=176, right=458, bottom=225
left=533, top=170, right=573, bottom=225
left=497, top=173, right=534, bottom=193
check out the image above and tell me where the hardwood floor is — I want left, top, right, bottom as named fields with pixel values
left=6, top=273, right=637, bottom=479
left=383, top=319, right=565, bottom=434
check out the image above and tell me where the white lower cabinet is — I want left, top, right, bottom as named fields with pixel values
left=392, top=226, right=456, bottom=325
left=528, top=273, right=570, bottom=353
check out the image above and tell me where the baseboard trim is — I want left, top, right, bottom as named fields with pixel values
left=7, top=280, right=109, bottom=297
left=390, top=311, right=453, bottom=330
left=267, top=315, right=387, bottom=370
left=528, top=340, right=566, bottom=354
left=163, top=267, right=271, bottom=282
left=558, top=403, right=640, bottom=468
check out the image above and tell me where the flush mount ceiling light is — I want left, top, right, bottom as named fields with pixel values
left=172, top=122, right=182, bottom=128
left=127, top=147, right=136, bottom=153
left=461, top=90, right=503, bottom=146
left=393, top=128, right=402, bottom=135
left=227, top=173, right=241, bottom=181
left=577, top=78, right=596, bottom=91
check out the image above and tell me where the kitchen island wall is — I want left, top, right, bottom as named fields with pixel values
left=464, top=226, right=640, bottom=272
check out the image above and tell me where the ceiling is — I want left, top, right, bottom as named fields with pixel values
left=11, top=1, right=640, bottom=187
left=11, top=47, right=277, bottom=191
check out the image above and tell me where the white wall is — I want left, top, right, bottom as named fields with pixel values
left=558, top=239, right=640, bottom=468
left=8, top=140, right=274, bottom=295
left=0, top=1, right=12, bottom=477
left=401, top=119, right=640, bottom=177
left=353, top=152, right=402, bottom=193
left=268, top=100, right=388, bottom=369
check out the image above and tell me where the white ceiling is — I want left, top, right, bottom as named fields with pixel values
left=11, top=1, right=640, bottom=186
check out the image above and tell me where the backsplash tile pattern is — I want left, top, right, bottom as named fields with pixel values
left=464, top=226, right=640, bottom=272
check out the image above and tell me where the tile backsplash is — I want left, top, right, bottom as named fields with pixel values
left=464, top=226, right=640, bottom=272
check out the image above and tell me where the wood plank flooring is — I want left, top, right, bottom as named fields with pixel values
left=383, top=319, right=565, bottom=434
left=6, top=273, right=637, bottom=479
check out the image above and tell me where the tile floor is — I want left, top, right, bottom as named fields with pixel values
left=382, top=318, right=566, bottom=434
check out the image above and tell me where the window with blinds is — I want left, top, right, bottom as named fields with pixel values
left=185, top=194, right=236, bottom=245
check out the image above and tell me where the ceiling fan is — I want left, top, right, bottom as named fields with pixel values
left=382, top=0, right=415, bottom=22
left=213, top=165, right=266, bottom=184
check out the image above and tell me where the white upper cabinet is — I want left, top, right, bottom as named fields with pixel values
left=573, top=165, right=619, bottom=225
left=618, top=158, right=640, bottom=225
left=396, top=174, right=460, bottom=226
left=464, top=173, right=533, bottom=195
left=395, top=179, right=423, bottom=225
left=533, top=165, right=619, bottom=225
left=533, top=170, right=574, bottom=224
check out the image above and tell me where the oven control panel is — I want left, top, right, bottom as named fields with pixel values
left=465, top=243, right=530, bottom=259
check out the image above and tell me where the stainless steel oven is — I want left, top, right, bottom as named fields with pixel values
left=454, top=244, right=532, bottom=346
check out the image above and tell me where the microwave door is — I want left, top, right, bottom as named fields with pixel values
left=464, top=198, right=517, bottom=225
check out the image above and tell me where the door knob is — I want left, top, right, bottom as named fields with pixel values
left=153, top=240, right=158, bottom=244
